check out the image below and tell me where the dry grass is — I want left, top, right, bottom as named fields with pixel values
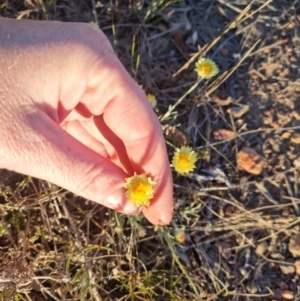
left=1, top=0, right=300, bottom=300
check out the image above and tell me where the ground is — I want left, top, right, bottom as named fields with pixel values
left=1, top=0, right=300, bottom=300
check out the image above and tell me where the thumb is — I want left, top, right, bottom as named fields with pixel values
left=1, top=111, right=137, bottom=214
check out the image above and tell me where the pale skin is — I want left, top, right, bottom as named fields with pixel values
left=0, top=18, right=173, bottom=225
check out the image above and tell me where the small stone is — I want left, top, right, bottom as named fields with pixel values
left=227, top=105, right=249, bottom=118
left=237, top=147, right=264, bottom=175
left=288, top=22, right=295, bottom=29
left=221, top=46, right=229, bottom=56
left=279, top=264, right=295, bottom=275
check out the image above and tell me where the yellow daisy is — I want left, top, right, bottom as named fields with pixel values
left=124, top=173, right=156, bottom=207
left=195, top=58, right=219, bottom=79
left=147, top=93, right=157, bottom=108
left=172, top=146, right=197, bottom=174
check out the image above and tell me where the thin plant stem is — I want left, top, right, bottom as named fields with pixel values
left=160, top=78, right=203, bottom=122
left=156, top=227, right=200, bottom=297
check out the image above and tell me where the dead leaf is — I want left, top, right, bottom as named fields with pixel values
left=281, top=291, right=294, bottom=300
left=215, top=91, right=232, bottom=106
left=218, top=241, right=232, bottom=260
left=227, top=105, right=249, bottom=118
left=237, top=147, right=264, bottom=175
left=213, top=129, right=235, bottom=141
left=281, top=132, right=292, bottom=139
left=276, top=281, right=288, bottom=290
left=292, top=111, right=300, bottom=120
left=255, top=242, right=267, bottom=256
left=295, top=259, right=300, bottom=275
left=173, top=31, right=189, bottom=54
left=291, top=133, right=300, bottom=144
left=279, top=264, right=295, bottom=275
left=162, top=125, right=188, bottom=146
left=293, top=157, right=300, bottom=168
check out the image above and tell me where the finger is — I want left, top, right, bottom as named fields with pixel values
left=107, top=94, right=173, bottom=225
left=6, top=110, right=138, bottom=215
left=66, top=116, right=133, bottom=174
left=80, top=67, right=174, bottom=224
left=61, top=119, right=109, bottom=158
left=93, top=115, right=133, bottom=175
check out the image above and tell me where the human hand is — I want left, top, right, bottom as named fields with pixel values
left=0, top=18, right=173, bottom=224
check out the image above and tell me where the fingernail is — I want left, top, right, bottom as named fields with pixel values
left=158, top=214, right=172, bottom=225
left=106, top=188, right=138, bottom=214
left=122, top=202, right=138, bottom=215
left=106, top=187, right=124, bottom=209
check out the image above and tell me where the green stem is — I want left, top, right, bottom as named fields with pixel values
left=160, top=78, right=203, bottom=122
left=156, top=227, right=201, bottom=298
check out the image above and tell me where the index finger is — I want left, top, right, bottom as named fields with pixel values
left=104, top=76, right=174, bottom=224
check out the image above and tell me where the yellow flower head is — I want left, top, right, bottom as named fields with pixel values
left=124, top=173, right=156, bottom=207
left=147, top=93, right=157, bottom=108
left=175, top=229, right=186, bottom=243
left=172, top=146, right=197, bottom=174
left=195, top=58, right=219, bottom=79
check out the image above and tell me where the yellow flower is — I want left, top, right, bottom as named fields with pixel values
left=175, top=229, right=186, bottom=243
left=195, top=58, right=219, bottom=79
left=172, top=146, right=197, bottom=174
left=124, top=173, right=156, bottom=207
left=147, top=93, right=157, bottom=108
